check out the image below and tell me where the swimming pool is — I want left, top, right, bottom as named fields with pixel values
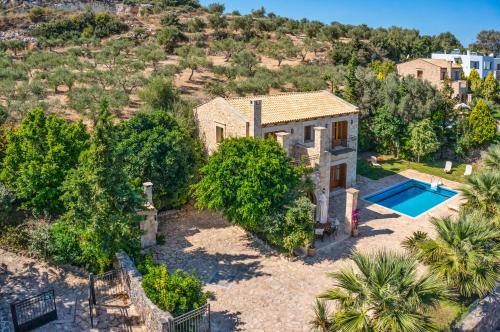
left=363, top=180, right=458, bottom=218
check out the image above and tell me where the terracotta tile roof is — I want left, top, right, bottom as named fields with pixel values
left=225, top=90, right=358, bottom=125
left=420, top=58, right=462, bottom=69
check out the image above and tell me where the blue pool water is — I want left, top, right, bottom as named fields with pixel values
left=363, top=180, right=458, bottom=218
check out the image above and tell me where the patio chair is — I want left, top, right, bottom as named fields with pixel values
left=370, top=156, right=381, bottom=167
left=444, top=161, right=452, bottom=173
left=464, top=164, right=473, bottom=176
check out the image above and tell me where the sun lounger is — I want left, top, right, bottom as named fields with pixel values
left=464, top=164, right=472, bottom=176
left=447, top=204, right=460, bottom=212
left=444, top=161, right=452, bottom=173
left=370, top=156, right=381, bottom=167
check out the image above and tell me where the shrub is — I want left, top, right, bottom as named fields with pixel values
left=27, top=222, right=52, bottom=259
left=0, top=182, right=15, bottom=220
left=139, top=255, right=209, bottom=316
left=30, top=10, right=128, bottom=42
left=193, top=138, right=301, bottom=232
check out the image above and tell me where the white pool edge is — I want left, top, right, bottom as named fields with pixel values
left=360, top=179, right=459, bottom=220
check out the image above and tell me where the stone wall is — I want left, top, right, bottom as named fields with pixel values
left=115, top=251, right=173, bottom=332
left=455, top=283, right=500, bottom=332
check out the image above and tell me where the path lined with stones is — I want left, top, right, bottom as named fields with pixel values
left=0, top=249, right=144, bottom=331
left=152, top=170, right=463, bottom=332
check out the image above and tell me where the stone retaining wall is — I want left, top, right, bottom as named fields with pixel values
left=115, top=251, right=173, bottom=332
left=455, top=283, right=500, bottom=331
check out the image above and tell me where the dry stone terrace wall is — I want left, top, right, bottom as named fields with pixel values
left=456, top=283, right=500, bottom=332
left=115, top=251, right=173, bottom=332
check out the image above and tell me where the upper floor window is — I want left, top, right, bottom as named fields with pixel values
left=216, top=126, right=224, bottom=143
left=304, top=125, right=314, bottom=143
left=452, top=70, right=460, bottom=80
left=470, top=61, right=479, bottom=69
left=483, top=61, right=492, bottom=70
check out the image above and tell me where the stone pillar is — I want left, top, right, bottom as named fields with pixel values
left=248, top=99, right=262, bottom=138
left=143, top=181, right=153, bottom=205
left=275, top=131, right=290, bottom=156
left=345, top=187, right=359, bottom=234
left=312, top=127, right=332, bottom=220
left=140, top=182, right=158, bottom=248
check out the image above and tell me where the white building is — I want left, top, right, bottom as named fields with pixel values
left=432, top=49, right=500, bottom=80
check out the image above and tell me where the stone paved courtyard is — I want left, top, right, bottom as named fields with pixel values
left=151, top=169, right=463, bottom=332
left=0, top=249, right=144, bottom=332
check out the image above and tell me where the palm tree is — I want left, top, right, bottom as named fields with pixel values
left=483, top=144, right=500, bottom=170
left=309, top=299, right=333, bottom=332
left=403, top=213, right=500, bottom=299
left=317, top=250, right=450, bottom=332
left=461, top=170, right=499, bottom=215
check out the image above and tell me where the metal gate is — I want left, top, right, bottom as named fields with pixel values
left=89, top=270, right=125, bottom=304
left=167, top=303, right=211, bottom=332
left=10, top=289, right=58, bottom=332
left=88, top=269, right=127, bottom=327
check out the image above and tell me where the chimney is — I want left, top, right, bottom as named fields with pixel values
left=466, top=50, right=471, bottom=56
left=143, top=182, right=153, bottom=205
left=248, top=99, right=262, bottom=138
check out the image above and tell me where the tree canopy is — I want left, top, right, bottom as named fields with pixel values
left=0, top=108, right=89, bottom=216
left=115, top=110, right=201, bottom=209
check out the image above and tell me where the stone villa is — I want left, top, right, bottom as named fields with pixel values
left=397, top=58, right=468, bottom=100
left=194, top=90, right=359, bottom=218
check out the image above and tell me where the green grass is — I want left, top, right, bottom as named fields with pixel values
left=430, top=300, right=469, bottom=331
left=357, top=156, right=467, bottom=183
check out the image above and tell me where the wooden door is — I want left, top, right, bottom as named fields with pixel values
left=332, top=121, right=348, bottom=148
left=330, top=163, right=347, bottom=189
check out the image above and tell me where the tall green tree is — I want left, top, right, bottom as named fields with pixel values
left=371, top=107, right=405, bottom=156
left=403, top=213, right=500, bottom=298
left=468, top=68, right=482, bottom=95
left=193, top=137, right=300, bottom=231
left=482, top=71, right=498, bottom=101
left=318, top=250, right=450, bottom=332
left=57, top=100, right=144, bottom=272
left=408, top=119, right=439, bottom=162
left=0, top=108, right=89, bottom=215
left=344, top=53, right=358, bottom=103
left=469, top=99, right=496, bottom=145
left=115, top=110, right=201, bottom=209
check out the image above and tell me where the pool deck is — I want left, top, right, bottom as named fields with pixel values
left=318, top=169, right=464, bottom=253
left=151, top=169, right=465, bottom=331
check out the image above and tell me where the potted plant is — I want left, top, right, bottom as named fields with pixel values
left=306, top=241, right=316, bottom=256
left=351, top=209, right=360, bottom=237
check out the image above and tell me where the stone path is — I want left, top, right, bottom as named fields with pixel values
left=151, top=170, right=463, bottom=332
left=0, top=249, right=144, bottom=331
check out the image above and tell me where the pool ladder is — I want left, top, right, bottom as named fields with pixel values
left=430, top=177, right=443, bottom=190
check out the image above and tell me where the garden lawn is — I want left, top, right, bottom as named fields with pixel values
left=430, top=300, right=470, bottom=331
left=357, top=156, right=467, bottom=183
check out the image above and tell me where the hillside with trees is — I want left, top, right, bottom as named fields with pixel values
left=0, top=0, right=498, bottom=277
